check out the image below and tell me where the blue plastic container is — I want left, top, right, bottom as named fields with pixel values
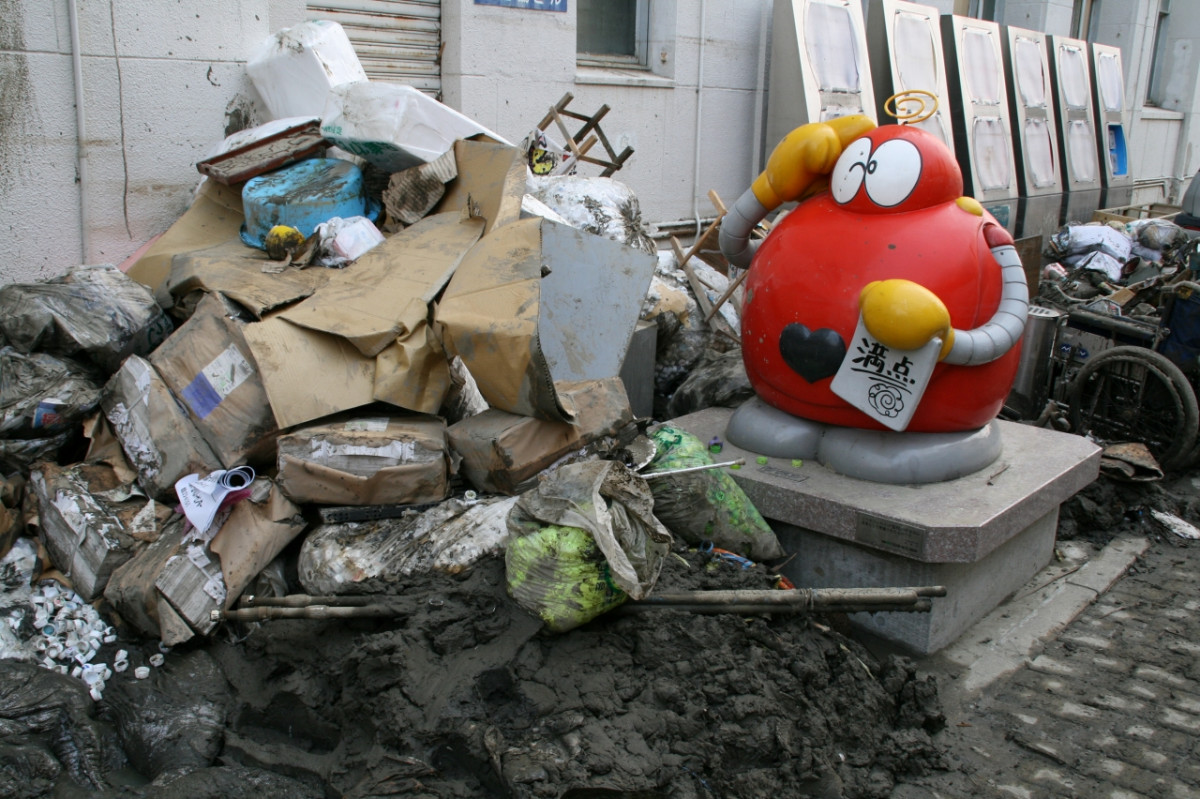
left=240, top=158, right=378, bottom=249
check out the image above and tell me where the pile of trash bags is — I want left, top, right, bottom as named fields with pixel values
left=1039, top=216, right=1199, bottom=311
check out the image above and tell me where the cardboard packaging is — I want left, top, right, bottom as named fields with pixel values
left=438, top=217, right=657, bottom=423
left=434, top=139, right=527, bottom=236
left=125, top=179, right=246, bottom=308
left=31, top=463, right=164, bottom=601
left=166, top=238, right=331, bottom=319
left=155, top=538, right=225, bottom=637
left=277, top=413, right=451, bottom=506
left=150, top=293, right=279, bottom=468
left=104, top=516, right=195, bottom=643
left=155, top=479, right=306, bottom=637
left=243, top=212, right=485, bottom=428
left=447, top=377, right=633, bottom=495
left=102, top=355, right=224, bottom=501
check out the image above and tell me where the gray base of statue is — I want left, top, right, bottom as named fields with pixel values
left=725, top=396, right=1003, bottom=484
left=670, top=403, right=1102, bottom=654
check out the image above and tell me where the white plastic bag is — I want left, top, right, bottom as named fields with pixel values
left=310, top=216, right=386, bottom=268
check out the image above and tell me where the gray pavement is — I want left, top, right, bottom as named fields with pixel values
left=890, top=530, right=1200, bottom=798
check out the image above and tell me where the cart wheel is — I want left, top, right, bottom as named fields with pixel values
left=1068, top=346, right=1200, bottom=470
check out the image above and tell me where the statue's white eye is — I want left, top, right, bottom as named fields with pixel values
left=863, top=138, right=922, bottom=207
left=831, top=138, right=873, bottom=204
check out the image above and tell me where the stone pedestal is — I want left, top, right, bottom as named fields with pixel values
left=670, top=408, right=1102, bottom=654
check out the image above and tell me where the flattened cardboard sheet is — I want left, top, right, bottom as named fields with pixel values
left=280, top=212, right=484, bottom=356
left=242, top=315, right=377, bottom=430
left=167, top=238, right=331, bottom=319
left=433, top=139, right=526, bottom=236
left=126, top=180, right=245, bottom=307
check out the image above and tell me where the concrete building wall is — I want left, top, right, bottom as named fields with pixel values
left=0, top=0, right=307, bottom=284
left=2, top=0, right=1199, bottom=288
left=442, top=0, right=769, bottom=235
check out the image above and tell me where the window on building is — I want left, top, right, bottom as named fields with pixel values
left=577, top=0, right=648, bottom=68
left=1146, top=0, right=1171, bottom=107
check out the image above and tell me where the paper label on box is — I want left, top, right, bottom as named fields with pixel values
left=830, top=316, right=941, bottom=432
left=187, top=544, right=211, bottom=568
left=203, top=575, right=227, bottom=603
left=181, top=345, right=254, bottom=419
left=343, top=418, right=390, bottom=432
left=311, top=439, right=416, bottom=463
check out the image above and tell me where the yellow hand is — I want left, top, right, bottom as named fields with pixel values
left=751, top=115, right=876, bottom=210
left=859, top=280, right=955, bottom=360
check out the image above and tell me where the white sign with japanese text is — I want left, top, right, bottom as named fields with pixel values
left=830, top=316, right=941, bottom=432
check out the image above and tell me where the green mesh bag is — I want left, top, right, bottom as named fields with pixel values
left=646, top=424, right=783, bottom=561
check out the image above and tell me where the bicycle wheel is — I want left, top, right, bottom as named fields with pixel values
left=1067, top=346, right=1200, bottom=470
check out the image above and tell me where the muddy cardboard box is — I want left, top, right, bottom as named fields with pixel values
left=157, top=478, right=306, bottom=637
left=102, top=354, right=224, bottom=501
left=277, top=413, right=451, bottom=506
left=155, top=538, right=225, bottom=637
left=104, top=516, right=196, bottom=644
left=150, top=292, right=279, bottom=467
left=31, top=462, right=163, bottom=601
left=447, top=377, right=633, bottom=495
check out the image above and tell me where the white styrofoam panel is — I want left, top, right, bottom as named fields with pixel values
left=867, top=0, right=952, bottom=152
left=1001, top=25, right=1062, bottom=198
left=1048, top=34, right=1100, bottom=192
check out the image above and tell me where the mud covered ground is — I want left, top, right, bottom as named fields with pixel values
left=5, top=545, right=948, bottom=799
left=9, top=467, right=1195, bottom=799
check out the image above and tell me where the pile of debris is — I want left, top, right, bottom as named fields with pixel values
left=1037, top=215, right=1200, bottom=342
left=0, top=19, right=947, bottom=799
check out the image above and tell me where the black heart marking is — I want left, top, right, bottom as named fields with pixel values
left=779, top=324, right=846, bottom=383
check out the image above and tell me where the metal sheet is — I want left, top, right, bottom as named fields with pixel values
left=307, top=0, right=442, bottom=95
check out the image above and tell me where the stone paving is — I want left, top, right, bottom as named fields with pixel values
left=893, top=534, right=1200, bottom=798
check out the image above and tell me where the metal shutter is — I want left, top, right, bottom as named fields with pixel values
left=306, top=0, right=442, bottom=96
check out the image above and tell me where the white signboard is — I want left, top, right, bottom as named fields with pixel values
left=830, top=315, right=941, bottom=431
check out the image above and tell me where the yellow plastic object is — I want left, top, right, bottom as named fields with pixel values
left=955, top=196, right=984, bottom=216
left=264, top=225, right=306, bottom=261
left=859, top=279, right=955, bottom=359
left=751, top=115, right=876, bottom=210
left=884, top=90, right=939, bottom=124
